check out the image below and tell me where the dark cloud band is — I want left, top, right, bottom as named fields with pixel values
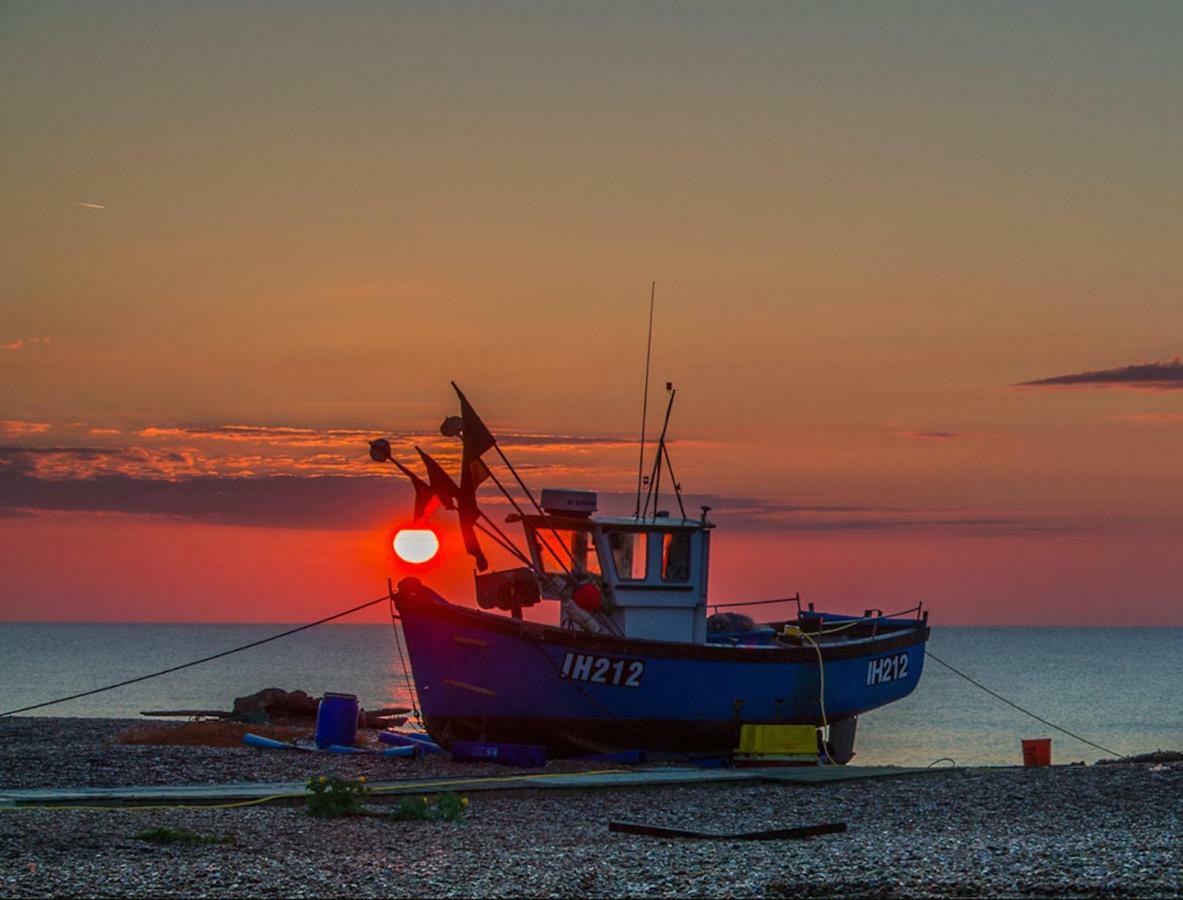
left=1016, top=358, right=1183, bottom=390
left=0, top=468, right=402, bottom=530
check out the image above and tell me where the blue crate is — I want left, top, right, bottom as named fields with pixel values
left=451, top=740, right=547, bottom=767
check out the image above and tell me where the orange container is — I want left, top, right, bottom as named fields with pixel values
left=1022, top=738, right=1051, bottom=767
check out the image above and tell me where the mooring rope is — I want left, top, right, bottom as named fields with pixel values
left=388, top=590, right=421, bottom=725
left=0, top=594, right=391, bottom=718
left=924, top=650, right=1120, bottom=758
left=777, top=631, right=1122, bottom=762
left=796, top=629, right=839, bottom=766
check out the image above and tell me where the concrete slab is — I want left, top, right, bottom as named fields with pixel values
left=0, top=765, right=940, bottom=809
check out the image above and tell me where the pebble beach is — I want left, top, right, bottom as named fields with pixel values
left=1, top=717, right=1180, bottom=898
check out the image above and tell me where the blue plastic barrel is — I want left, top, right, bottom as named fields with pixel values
left=315, top=692, right=359, bottom=749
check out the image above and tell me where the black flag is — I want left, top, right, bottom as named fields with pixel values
left=453, top=382, right=496, bottom=487
left=392, top=460, right=438, bottom=523
left=416, top=447, right=460, bottom=511
left=451, top=384, right=497, bottom=572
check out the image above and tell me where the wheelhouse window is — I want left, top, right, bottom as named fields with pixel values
left=607, top=531, right=648, bottom=581
left=534, top=527, right=601, bottom=578
left=662, top=532, right=691, bottom=582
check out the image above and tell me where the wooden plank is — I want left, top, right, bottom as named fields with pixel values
left=608, top=820, right=847, bottom=840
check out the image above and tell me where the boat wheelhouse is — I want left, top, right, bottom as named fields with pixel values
left=515, top=489, right=712, bottom=644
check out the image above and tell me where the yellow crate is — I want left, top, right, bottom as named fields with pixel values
left=737, top=724, right=818, bottom=756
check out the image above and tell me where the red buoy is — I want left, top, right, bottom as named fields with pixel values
left=573, top=582, right=602, bottom=612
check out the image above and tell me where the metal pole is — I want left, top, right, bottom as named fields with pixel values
left=662, top=441, right=687, bottom=520
left=474, top=517, right=532, bottom=568
left=641, top=387, right=676, bottom=518
left=634, top=281, right=656, bottom=518
left=485, top=452, right=578, bottom=578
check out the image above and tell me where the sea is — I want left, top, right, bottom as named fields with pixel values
left=0, top=623, right=1178, bottom=767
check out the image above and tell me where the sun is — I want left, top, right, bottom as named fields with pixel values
left=392, top=528, right=440, bottom=564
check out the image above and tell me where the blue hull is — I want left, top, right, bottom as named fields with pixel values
left=394, top=579, right=929, bottom=756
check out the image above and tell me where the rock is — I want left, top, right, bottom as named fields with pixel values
left=230, top=688, right=318, bottom=724
left=1095, top=749, right=1183, bottom=766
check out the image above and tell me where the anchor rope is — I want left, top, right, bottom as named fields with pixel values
left=923, top=650, right=1121, bottom=758
left=389, top=591, right=422, bottom=725
left=0, top=593, right=391, bottom=718
left=783, top=629, right=1122, bottom=762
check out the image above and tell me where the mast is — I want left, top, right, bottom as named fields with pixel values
left=634, top=282, right=656, bottom=518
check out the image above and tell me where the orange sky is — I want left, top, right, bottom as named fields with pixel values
left=2, top=2, right=1182, bottom=624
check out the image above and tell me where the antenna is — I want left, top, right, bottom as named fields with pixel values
left=641, top=384, right=677, bottom=519
left=633, top=281, right=656, bottom=518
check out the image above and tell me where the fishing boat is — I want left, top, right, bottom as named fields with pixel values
left=373, top=383, right=930, bottom=761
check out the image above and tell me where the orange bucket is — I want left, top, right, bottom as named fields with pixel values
left=1022, top=738, right=1051, bottom=767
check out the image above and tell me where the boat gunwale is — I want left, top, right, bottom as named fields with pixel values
left=395, top=581, right=929, bottom=664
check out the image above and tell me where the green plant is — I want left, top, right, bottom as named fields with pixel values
left=133, top=827, right=234, bottom=846
left=305, top=774, right=369, bottom=818
left=388, top=791, right=469, bottom=823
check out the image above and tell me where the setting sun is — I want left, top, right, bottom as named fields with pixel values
left=392, top=528, right=440, bottom=565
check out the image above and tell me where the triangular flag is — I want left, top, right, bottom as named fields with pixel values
left=416, top=446, right=460, bottom=511
left=392, top=460, right=439, bottom=523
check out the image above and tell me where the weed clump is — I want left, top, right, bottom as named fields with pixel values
left=388, top=792, right=468, bottom=823
left=304, top=775, right=469, bottom=822
left=305, top=775, right=369, bottom=818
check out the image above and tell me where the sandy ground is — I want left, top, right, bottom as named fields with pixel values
left=1, top=718, right=1180, bottom=898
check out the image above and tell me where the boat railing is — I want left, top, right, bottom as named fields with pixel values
left=708, top=594, right=801, bottom=615
left=709, top=595, right=925, bottom=630
left=804, top=604, right=927, bottom=638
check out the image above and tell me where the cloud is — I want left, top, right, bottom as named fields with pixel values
left=75, top=202, right=106, bottom=209
left=0, top=468, right=402, bottom=530
left=1, top=337, right=51, bottom=351
left=137, top=424, right=372, bottom=442
left=888, top=424, right=989, bottom=441
left=706, top=501, right=1072, bottom=536
left=134, top=424, right=635, bottom=453
left=1109, top=413, right=1183, bottom=425
left=1014, top=358, right=1183, bottom=391
left=0, top=457, right=1078, bottom=538
left=1, top=421, right=1078, bottom=538
left=497, top=434, right=638, bottom=452
left=0, top=420, right=51, bottom=437
left=738, top=515, right=1079, bottom=537
left=0, top=417, right=647, bottom=491
left=574, top=490, right=1074, bottom=537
